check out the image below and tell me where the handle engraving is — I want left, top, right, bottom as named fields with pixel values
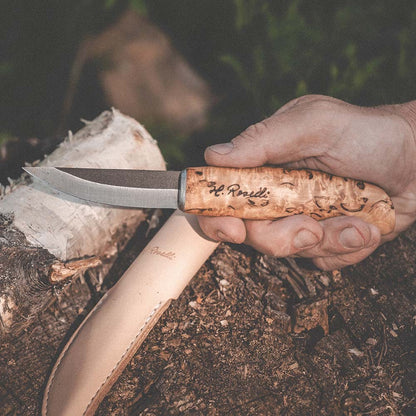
left=207, top=181, right=270, bottom=206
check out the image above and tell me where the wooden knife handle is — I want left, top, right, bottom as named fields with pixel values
left=180, top=166, right=395, bottom=235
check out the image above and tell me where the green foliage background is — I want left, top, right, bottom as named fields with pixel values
left=2, top=0, right=416, bottom=168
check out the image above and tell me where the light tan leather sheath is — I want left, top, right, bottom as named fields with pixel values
left=42, top=211, right=218, bottom=416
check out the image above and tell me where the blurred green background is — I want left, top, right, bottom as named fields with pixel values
left=1, top=0, right=416, bottom=180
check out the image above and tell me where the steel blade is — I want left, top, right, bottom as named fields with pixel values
left=23, top=167, right=180, bottom=209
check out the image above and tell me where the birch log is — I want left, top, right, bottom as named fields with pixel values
left=0, top=109, right=166, bottom=337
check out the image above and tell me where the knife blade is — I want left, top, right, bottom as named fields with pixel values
left=23, top=166, right=395, bottom=234
left=24, top=167, right=180, bottom=209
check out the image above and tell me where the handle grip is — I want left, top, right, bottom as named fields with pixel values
left=180, top=167, right=395, bottom=235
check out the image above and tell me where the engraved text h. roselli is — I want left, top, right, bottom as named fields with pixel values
left=207, top=181, right=270, bottom=204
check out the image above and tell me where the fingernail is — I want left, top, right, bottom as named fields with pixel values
left=293, top=229, right=320, bottom=249
left=339, top=227, right=364, bottom=248
left=207, top=142, right=234, bottom=155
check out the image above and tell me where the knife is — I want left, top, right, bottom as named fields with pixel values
left=24, top=166, right=395, bottom=234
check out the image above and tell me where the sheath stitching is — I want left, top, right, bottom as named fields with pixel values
left=43, top=296, right=162, bottom=416
left=82, top=301, right=163, bottom=415
left=44, top=290, right=110, bottom=416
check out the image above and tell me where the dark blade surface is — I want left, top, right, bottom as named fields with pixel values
left=24, top=167, right=181, bottom=208
left=57, top=168, right=180, bottom=189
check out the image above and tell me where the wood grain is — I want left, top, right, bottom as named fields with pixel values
left=183, top=166, right=395, bottom=235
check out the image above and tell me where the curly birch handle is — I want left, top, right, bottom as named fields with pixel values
left=182, top=167, right=395, bottom=235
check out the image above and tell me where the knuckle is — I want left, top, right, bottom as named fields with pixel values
left=273, top=94, right=332, bottom=115
left=277, top=95, right=347, bottom=118
left=294, top=94, right=330, bottom=106
left=308, top=97, right=339, bottom=113
left=246, top=235, right=291, bottom=259
left=235, top=120, right=270, bottom=144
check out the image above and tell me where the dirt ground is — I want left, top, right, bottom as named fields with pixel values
left=0, top=211, right=414, bottom=415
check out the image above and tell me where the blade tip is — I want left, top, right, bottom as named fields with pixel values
left=22, top=166, right=54, bottom=179
left=22, top=167, right=34, bottom=175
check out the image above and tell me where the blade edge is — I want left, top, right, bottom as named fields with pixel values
left=23, top=167, right=179, bottom=209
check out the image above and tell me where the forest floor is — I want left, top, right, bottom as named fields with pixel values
left=1, top=211, right=415, bottom=415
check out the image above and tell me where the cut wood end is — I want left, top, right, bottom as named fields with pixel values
left=49, top=257, right=102, bottom=284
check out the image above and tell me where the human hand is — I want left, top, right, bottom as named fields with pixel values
left=198, top=95, right=416, bottom=270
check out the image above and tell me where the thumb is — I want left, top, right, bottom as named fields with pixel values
left=205, top=96, right=344, bottom=167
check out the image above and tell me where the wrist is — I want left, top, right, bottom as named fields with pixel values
left=397, top=101, right=416, bottom=193
left=387, top=100, right=416, bottom=174
left=383, top=101, right=416, bottom=220
left=392, top=100, right=416, bottom=140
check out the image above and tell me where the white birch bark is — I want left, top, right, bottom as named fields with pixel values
left=0, top=109, right=166, bottom=334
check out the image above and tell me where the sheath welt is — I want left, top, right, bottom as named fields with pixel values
left=82, top=301, right=165, bottom=416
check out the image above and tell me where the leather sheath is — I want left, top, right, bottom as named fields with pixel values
left=42, top=211, right=218, bottom=416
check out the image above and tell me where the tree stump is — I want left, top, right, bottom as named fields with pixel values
left=0, top=109, right=165, bottom=337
